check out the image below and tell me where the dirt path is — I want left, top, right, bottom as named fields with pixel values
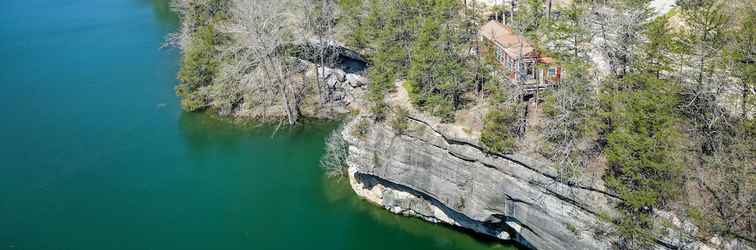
left=521, top=101, right=545, bottom=157
left=387, top=81, right=486, bottom=141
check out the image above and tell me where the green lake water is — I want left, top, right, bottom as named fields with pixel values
left=0, top=1, right=516, bottom=249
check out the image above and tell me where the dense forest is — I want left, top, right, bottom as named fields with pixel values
left=172, top=0, right=754, bottom=248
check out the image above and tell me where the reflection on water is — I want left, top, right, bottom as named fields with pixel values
left=177, top=112, right=246, bottom=155
left=177, top=112, right=340, bottom=163
left=321, top=171, right=520, bottom=250
left=177, top=113, right=338, bottom=150
left=354, top=197, right=519, bottom=250
left=141, top=0, right=180, bottom=30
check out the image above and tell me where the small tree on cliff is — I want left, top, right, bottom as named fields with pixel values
left=321, top=125, right=349, bottom=179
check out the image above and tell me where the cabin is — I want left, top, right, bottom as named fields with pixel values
left=479, top=20, right=561, bottom=90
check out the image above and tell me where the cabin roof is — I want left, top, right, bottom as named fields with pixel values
left=479, top=20, right=536, bottom=58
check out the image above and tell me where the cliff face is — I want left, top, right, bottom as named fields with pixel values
left=341, top=114, right=618, bottom=250
left=340, top=112, right=742, bottom=250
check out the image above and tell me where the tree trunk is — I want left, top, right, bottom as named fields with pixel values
left=279, top=72, right=296, bottom=125
left=743, top=81, right=749, bottom=118
left=697, top=33, right=708, bottom=88
left=267, top=57, right=296, bottom=125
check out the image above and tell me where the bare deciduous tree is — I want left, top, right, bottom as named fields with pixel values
left=590, top=1, right=652, bottom=78
left=320, top=125, right=349, bottom=179
left=221, top=0, right=307, bottom=124
left=304, top=0, right=339, bottom=106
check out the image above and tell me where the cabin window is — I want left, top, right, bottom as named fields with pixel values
left=495, top=47, right=503, bottom=62
left=507, top=58, right=513, bottom=69
left=548, top=68, right=556, bottom=77
left=526, top=64, right=533, bottom=78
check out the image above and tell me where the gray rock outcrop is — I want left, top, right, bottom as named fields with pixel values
left=342, top=115, right=615, bottom=249
left=340, top=114, right=736, bottom=250
left=306, top=66, right=367, bottom=117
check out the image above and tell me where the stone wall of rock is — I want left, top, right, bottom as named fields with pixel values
left=342, top=115, right=616, bottom=250
left=340, top=114, right=738, bottom=250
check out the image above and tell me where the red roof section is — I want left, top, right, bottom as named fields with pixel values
left=479, top=20, right=536, bottom=58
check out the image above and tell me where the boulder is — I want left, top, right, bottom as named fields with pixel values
left=323, top=68, right=347, bottom=84
left=325, top=75, right=341, bottom=90
left=346, top=74, right=367, bottom=88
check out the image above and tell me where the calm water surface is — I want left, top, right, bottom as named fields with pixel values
left=0, top=1, right=516, bottom=249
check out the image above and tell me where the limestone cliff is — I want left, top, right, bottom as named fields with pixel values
left=340, top=113, right=737, bottom=250
left=341, top=114, right=615, bottom=249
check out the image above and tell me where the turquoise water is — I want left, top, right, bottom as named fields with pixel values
left=0, top=1, right=516, bottom=249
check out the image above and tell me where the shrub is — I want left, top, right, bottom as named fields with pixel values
left=175, top=0, right=228, bottom=112
left=351, top=118, right=371, bottom=139
left=390, top=106, right=409, bottom=134
left=321, top=126, right=349, bottom=179
left=186, top=0, right=229, bottom=28
left=368, top=101, right=388, bottom=121
left=176, top=23, right=221, bottom=112
left=480, top=104, right=524, bottom=154
left=426, top=94, right=455, bottom=122
left=178, top=25, right=219, bottom=90
left=180, top=91, right=207, bottom=112
left=566, top=223, right=579, bottom=236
